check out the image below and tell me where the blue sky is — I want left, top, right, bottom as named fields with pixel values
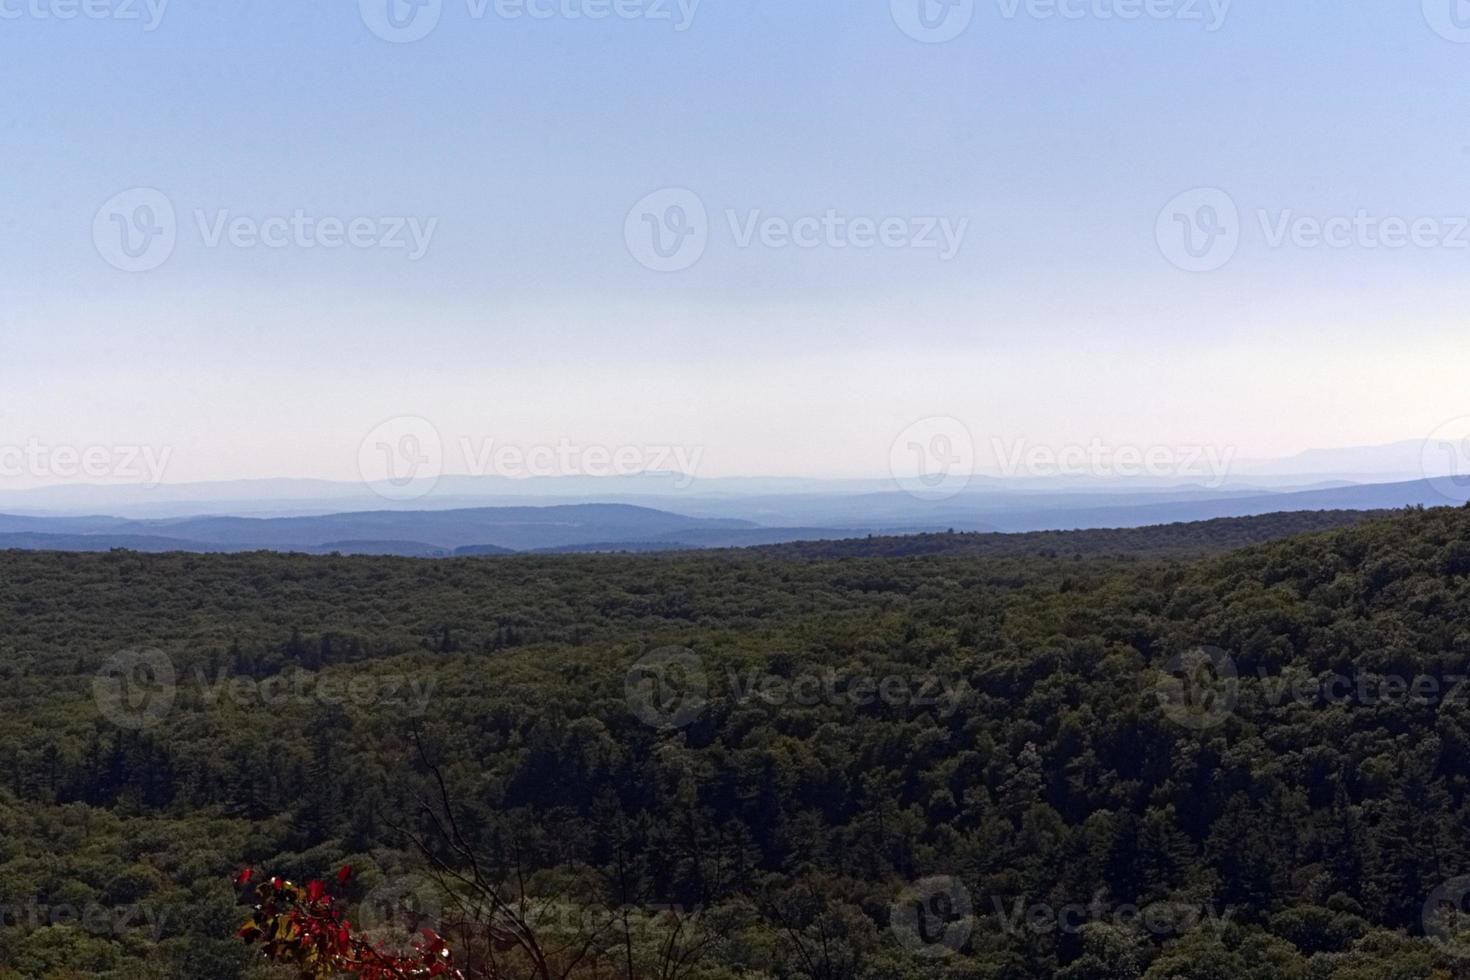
left=2, top=0, right=1469, bottom=484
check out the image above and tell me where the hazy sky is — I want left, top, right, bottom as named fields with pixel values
left=2, top=0, right=1469, bottom=486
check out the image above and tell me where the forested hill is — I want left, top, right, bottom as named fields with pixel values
left=736, top=508, right=1387, bottom=560
left=1, top=505, right=1469, bottom=977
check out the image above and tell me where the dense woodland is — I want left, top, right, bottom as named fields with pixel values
left=0, top=507, right=1469, bottom=978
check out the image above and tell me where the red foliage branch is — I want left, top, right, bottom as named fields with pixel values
left=236, top=866, right=464, bottom=980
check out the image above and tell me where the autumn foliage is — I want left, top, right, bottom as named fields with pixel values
left=236, top=867, right=463, bottom=980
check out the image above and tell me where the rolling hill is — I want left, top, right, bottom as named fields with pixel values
left=0, top=477, right=1462, bottom=556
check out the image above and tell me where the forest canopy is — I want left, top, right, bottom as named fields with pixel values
left=0, top=506, right=1467, bottom=978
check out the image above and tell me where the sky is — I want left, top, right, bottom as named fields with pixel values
left=2, top=0, right=1469, bottom=488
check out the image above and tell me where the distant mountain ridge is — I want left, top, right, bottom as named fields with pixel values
left=0, top=438, right=1454, bottom=520
left=0, top=476, right=1463, bottom=556
left=0, top=504, right=758, bottom=556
